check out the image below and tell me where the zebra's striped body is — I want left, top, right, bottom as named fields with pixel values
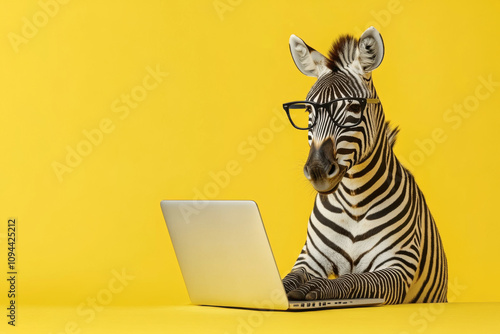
left=282, top=27, right=447, bottom=304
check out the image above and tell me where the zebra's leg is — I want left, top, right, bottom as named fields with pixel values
left=282, top=267, right=316, bottom=294
left=287, top=267, right=409, bottom=304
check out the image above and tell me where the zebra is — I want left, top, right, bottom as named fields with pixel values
left=281, top=27, right=448, bottom=304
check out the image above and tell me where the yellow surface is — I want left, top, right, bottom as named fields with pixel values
left=1, top=0, right=500, bottom=330
left=2, top=303, right=500, bottom=334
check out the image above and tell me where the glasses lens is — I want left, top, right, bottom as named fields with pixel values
left=288, top=102, right=314, bottom=129
left=329, top=99, right=365, bottom=127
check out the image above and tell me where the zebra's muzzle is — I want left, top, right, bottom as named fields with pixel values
left=304, top=138, right=347, bottom=194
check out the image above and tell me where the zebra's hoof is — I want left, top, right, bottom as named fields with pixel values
left=305, top=291, right=319, bottom=300
left=287, top=290, right=306, bottom=300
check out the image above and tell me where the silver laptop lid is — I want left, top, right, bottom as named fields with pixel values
left=161, top=200, right=289, bottom=310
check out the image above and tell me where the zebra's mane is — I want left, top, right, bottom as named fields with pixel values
left=385, top=122, right=399, bottom=148
left=326, top=35, right=359, bottom=71
left=326, top=35, right=398, bottom=146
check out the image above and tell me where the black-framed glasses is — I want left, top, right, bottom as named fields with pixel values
left=282, top=97, right=380, bottom=130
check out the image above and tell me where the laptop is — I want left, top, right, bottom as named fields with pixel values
left=160, top=200, right=384, bottom=311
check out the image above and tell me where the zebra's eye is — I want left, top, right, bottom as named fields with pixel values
left=347, top=103, right=361, bottom=113
left=347, top=103, right=361, bottom=114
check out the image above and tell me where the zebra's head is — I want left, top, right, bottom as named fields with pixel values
left=286, top=27, right=385, bottom=194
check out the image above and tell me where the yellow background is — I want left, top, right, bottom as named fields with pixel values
left=1, top=0, right=499, bottom=316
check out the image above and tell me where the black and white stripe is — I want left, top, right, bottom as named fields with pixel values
left=283, top=27, right=447, bottom=304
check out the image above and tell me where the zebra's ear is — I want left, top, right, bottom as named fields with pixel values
left=357, top=27, right=385, bottom=73
left=289, top=35, right=329, bottom=78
